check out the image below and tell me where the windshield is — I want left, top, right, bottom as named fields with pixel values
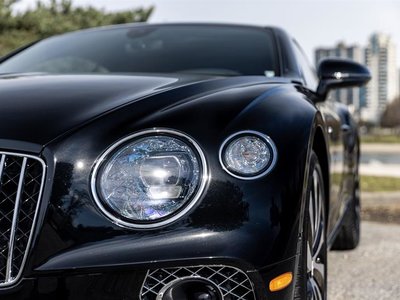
left=0, top=25, right=279, bottom=77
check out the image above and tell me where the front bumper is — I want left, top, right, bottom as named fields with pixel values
left=0, top=255, right=297, bottom=300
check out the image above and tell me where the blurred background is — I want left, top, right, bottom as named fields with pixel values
left=1, top=0, right=399, bottom=298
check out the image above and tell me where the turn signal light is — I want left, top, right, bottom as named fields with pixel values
left=269, top=272, right=293, bottom=292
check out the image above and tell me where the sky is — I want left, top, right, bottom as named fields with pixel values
left=13, top=0, right=400, bottom=66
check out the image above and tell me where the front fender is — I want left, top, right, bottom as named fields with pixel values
left=27, top=83, right=325, bottom=277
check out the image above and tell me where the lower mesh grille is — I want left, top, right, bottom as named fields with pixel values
left=141, top=265, right=256, bottom=300
left=0, top=152, right=45, bottom=287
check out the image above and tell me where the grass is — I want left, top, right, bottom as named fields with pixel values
left=331, top=173, right=400, bottom=192
left=361, top=176, right=400, bottom=192
left=361, top=135, right=400, bottom=144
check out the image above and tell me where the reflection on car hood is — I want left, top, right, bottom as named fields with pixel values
left=0, top=73, right=288, bottom=148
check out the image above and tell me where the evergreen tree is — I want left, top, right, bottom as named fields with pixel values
left=0, top=0, right=153, bottom=56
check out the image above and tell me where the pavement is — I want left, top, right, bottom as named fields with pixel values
left=360, top=163, right=400, bottom=177
left=361, top=143, right=400, bottom=153
left=328, top=221, right=400, bottom=299
left=328, top=143, right=400, bottom=298
left=359, top=143, right=400, bottom=177
left=328, top=191, right=400, bottom=299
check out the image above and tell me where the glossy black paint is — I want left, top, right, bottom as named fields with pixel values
left=30, top=76, right=313, bottom=266
left=0, top=23, right=368, bottom=299
left=316, top=58, right=372, bottom=99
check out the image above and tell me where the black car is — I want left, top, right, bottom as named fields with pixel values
left=0, top=23, right=370, bottom=300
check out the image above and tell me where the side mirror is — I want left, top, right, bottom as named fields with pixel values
left=316, top=58, right=371, bottom=101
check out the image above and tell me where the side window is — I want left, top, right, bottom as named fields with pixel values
left=275, top=31, right=299, bottom=78
left=292, top=40, right=318, bottom=91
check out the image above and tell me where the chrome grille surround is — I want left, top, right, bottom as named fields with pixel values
left=141, top=265, right=256, bottom=300
left=0, top=152, right=46, bottom=287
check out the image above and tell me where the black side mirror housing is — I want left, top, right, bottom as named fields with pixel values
left=316, top=58, right=371, bottom=101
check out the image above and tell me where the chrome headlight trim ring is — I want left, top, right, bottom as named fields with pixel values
left=90, top=128, right=208, bottom=229
left=219, top=130, right=278, bottom=180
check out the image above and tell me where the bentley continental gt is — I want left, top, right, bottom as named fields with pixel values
left=0, top=23, right=371, bottom=300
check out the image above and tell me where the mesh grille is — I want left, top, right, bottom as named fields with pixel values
left=141, top=265, right=256, bottom=300
left=0, top=153, right=45, bottom=287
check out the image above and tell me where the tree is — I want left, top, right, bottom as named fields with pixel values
left=0, top=0, right=19, bottom=31
left=381, top=96, right=400, bottom=128
left=0, top=0, right=153, bottom=56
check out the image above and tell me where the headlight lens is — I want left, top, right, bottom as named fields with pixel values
left=220, top=131, right=277, bottom=179
left=92, top=130, right=207, bottom=228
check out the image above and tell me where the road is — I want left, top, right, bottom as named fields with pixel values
left=360, top=143, right=400, bottom=177
left=328, top=221, right=400, bottom=299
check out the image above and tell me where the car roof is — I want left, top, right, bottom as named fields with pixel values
left=58, top=22, right=283, bottom=36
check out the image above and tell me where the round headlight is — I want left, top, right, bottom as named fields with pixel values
left=91, top=129, right=207, bottom=228
left=219, top=131, right=277, bottom=180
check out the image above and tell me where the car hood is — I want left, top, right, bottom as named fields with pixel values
left=0, top=73, right=287, bottom=150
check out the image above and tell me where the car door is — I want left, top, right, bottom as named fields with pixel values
left=291, top=41, right=345, bottom=236
left=317, top=99, right=345, bottom=235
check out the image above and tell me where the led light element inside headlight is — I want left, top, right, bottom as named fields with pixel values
left=93, top=130, right=206, bottom=227
left=220, top=131, right=277, bottom=179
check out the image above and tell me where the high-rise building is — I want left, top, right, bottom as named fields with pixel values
left=315, top=43, right=363, bottom=115
left=362, top=33, right=399, bottom=124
